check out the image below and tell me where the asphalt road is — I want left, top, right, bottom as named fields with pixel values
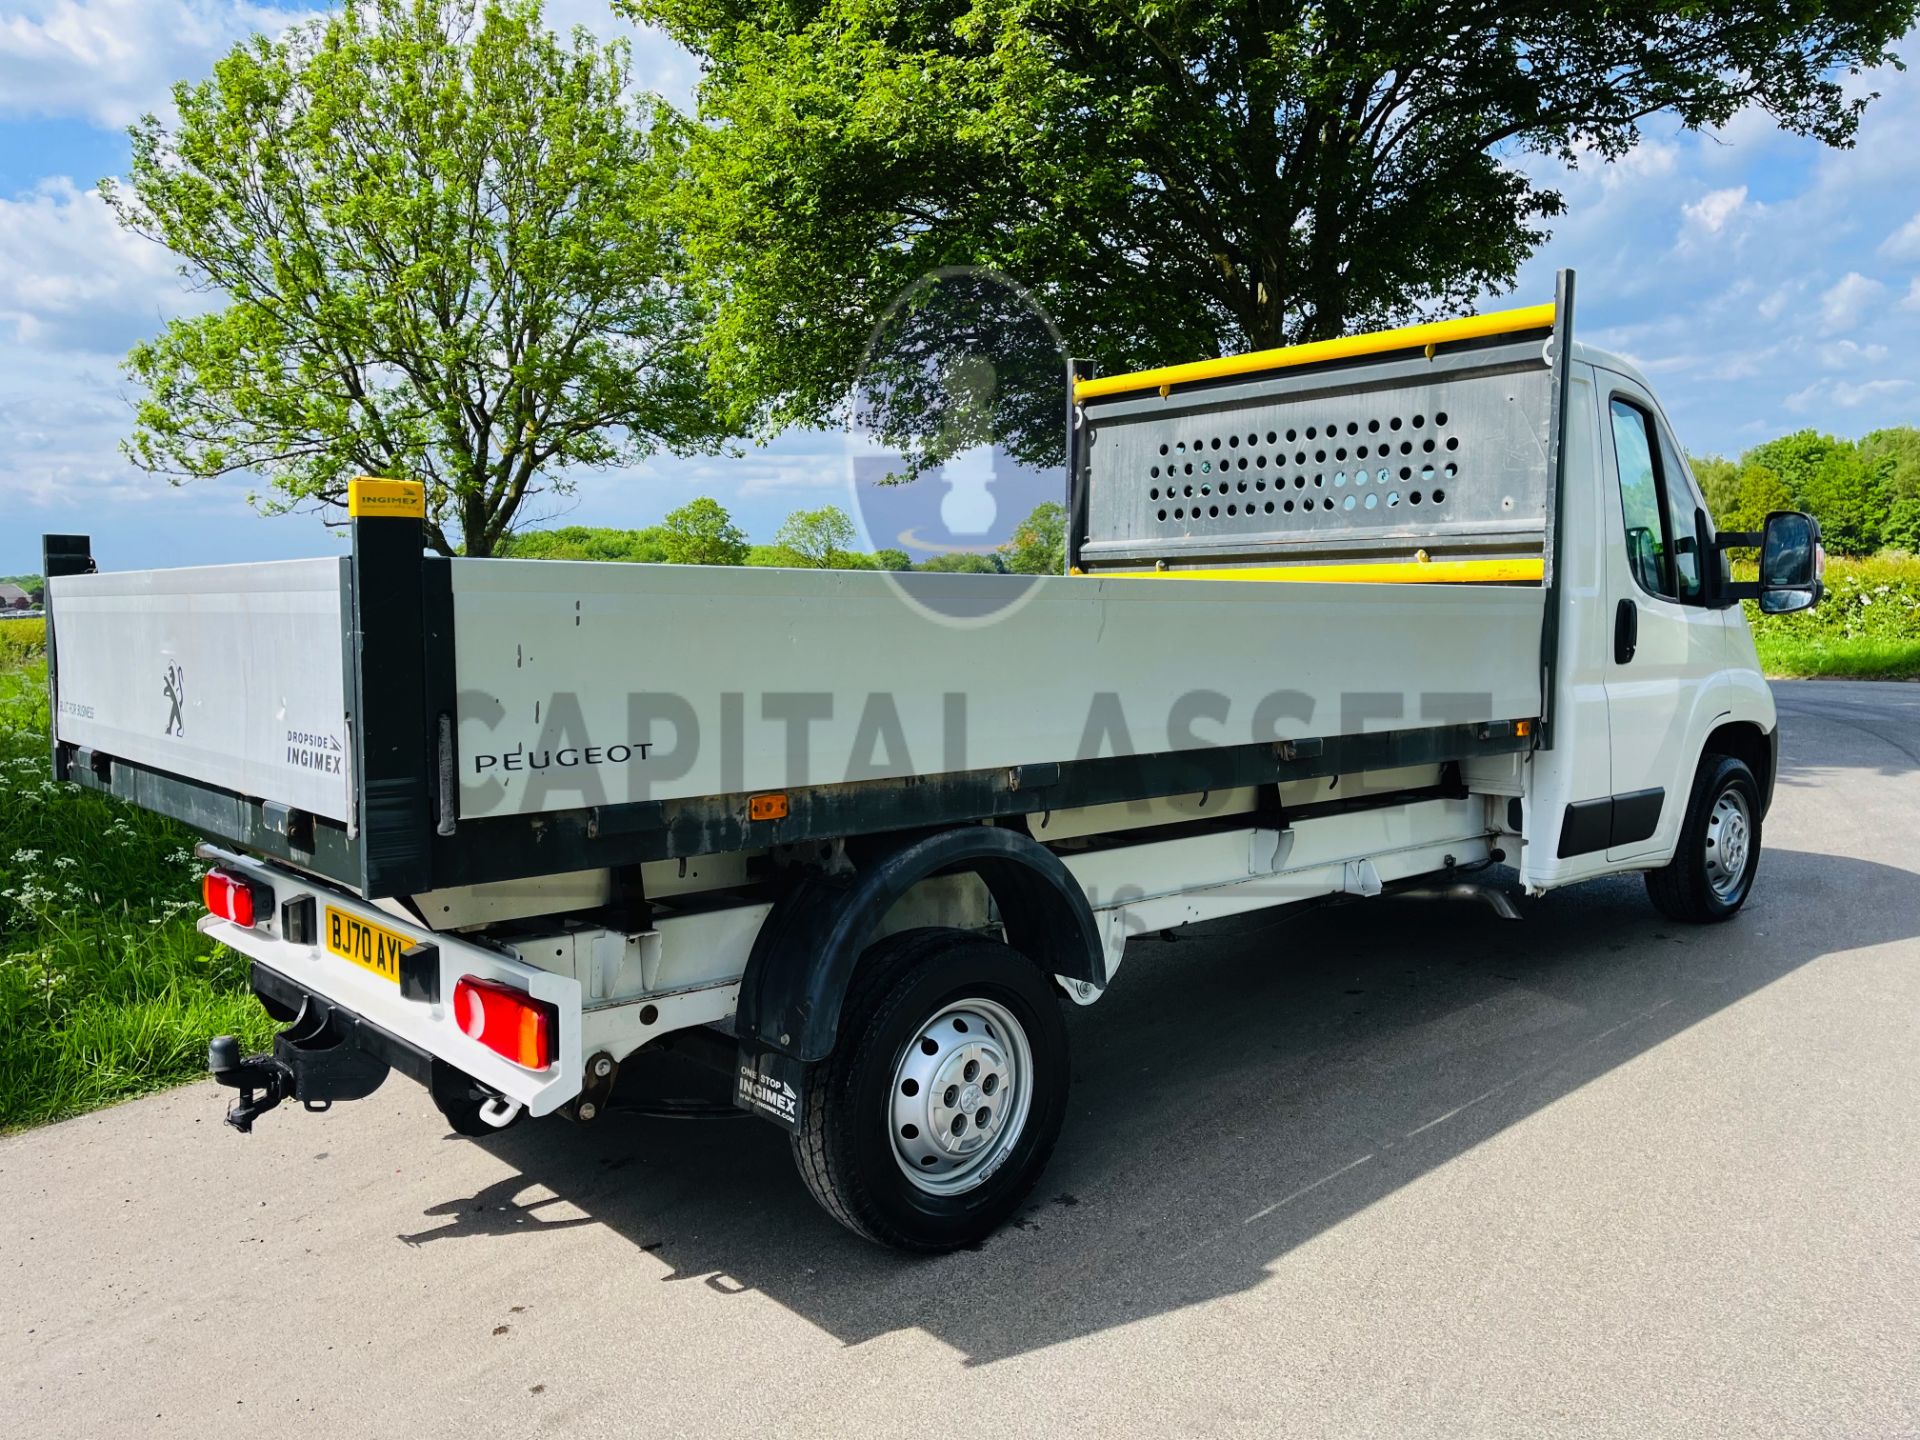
left=5, top=680, right=1918, bottom=1438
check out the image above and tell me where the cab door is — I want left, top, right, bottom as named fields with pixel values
left=1597, top=374, right=1724, bottom=862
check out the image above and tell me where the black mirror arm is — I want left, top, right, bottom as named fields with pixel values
left=1709, top=530, right=1765, bottom=605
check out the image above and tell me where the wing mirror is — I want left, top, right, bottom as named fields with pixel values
left=1721, top=511, right=1824, bottom=612
left=1757, top=511, right=1824, bottom=613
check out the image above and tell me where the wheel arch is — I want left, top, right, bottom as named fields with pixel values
left=735, top=825, right=1103, bottom=1064
left=1702, top=719, right=1777, bottom=816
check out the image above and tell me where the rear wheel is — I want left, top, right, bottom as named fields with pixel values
left=1646, top=753, right=1761, bottom=923
left=791, top=928, right=1069, bottom=1252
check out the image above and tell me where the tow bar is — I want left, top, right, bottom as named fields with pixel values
left=207, top=1036, right=295, bottom=1132
left=208, top=994, right=391, bottom=1132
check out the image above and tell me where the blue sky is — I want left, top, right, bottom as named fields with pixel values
left=3, top=1, right=1919, bottom=576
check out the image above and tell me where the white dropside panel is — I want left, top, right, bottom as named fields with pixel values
left=451, top=561, right=1543, bottom=821
left=50, top=559, right=351, bottom=822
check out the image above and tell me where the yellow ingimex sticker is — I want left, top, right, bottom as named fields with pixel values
left=348, top=476, right=426, bottom=519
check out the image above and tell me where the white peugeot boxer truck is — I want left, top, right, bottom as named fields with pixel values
left=43, top=274, right=1824, bottom=1250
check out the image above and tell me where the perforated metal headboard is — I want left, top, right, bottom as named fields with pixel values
left=1069, top=324, right=1557, bottom=575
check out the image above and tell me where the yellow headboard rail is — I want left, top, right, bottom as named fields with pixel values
left=1077, top=556, right=1544, bottom=585
left=1074, top=303, right=1555, bottom=403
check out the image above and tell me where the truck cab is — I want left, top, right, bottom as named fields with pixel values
left=1522, top=343, right=1801, bottom=904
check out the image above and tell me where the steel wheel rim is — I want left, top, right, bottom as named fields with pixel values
left=889, top=996, right=1033, bottom=1196
left=1703, top=788, right=1752, bottom=900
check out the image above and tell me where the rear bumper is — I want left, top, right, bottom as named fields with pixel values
left=199, top=846, right=584, bottom=1117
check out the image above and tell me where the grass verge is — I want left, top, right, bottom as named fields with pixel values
left=1743, top=553, right=1920, bottom=680
left=0, top=623, right=271, bottom=1132
left=1754, top=634, right=1920, bottom=680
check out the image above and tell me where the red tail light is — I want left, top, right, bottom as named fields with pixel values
left=203, top=869, right=260, bottom=928
left=454, top=977, right=555, bottom=1070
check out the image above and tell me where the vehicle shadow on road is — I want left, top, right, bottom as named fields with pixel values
left=412, top=845, right=1919, bottom=1364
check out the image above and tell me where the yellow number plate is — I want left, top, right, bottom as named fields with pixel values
left=325, top=906, right=411, bottom=984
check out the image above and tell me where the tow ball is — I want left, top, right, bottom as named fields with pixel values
left=207, top=994, right=391, bottom=1132
left=208, top=1036, right=295, bottom=1133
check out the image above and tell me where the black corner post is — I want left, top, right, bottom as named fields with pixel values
left=347, top=479, right=435, bottom=897
left=41, top=533, right=94, bottom=782
left=1535, top=268, right=1576, bottom=751
left=1064, top=357, right=1094, bottom=575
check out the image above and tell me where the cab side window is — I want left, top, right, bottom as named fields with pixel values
left=1660, top=437, right=1705, bottom=602
left=1609, top=398, right=1674, bottom=598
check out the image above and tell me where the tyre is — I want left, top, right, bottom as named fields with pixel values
left=1645, top=753, right=1761, bottom=923
left=791, top=928, right=1070, bottom=1252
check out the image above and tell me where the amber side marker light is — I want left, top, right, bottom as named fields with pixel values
left=749, top=793, right=790, bottom=821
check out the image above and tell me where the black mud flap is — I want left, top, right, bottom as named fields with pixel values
left=210, top=993, right=392, bottom=1133
left=734, top=1045, right=807, bottom=1133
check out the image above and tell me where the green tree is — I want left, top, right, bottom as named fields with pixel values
left=1690, top=455, right=1740, bottom=525
left=870, top=548, right=913, bottom=571
left=774, top=505, right=859, bottom=567
left=746, top=543, right=804, bottom=567
left=632, top=0, right=1913, bottom=457
left=1739, top=431, right=1849, bottom=505
left=502, top=525, right=670, bottom=562
left=1707, top=464, right=1798, bottom=558
left=108, top=0, right=727, bottom=556
left=1860, top=426, right=1920, bottom=552
left=1798, top=448, right=1886, bottom=556
left=658, top=496, right=750, bottom=565
left=916, top=552, right=1005, bottom=574
left=999, top=501, right=1066, bottom=575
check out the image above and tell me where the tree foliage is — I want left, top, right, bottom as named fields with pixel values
left=1860, top=426, right=1920, bottom=552
left=629, top=0, right=1916, bottom=458
left=501, top=525, right=670, bottom=562
left=773, top=505, right=860, bottom=566
left=998, top=500, right=1065, bottom=575
left=916, top=552, right=1005, bottom=574
left=659, top=496, right=751, bottom=565
left=1692, top=425, right=1920, bottom=557
left=108, top=0, right=727, bottom=556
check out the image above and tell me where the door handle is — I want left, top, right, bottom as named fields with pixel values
left=1615, top=598, right=1638, bottom=664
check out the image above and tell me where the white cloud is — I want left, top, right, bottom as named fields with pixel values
left=1597, top=138, right=1678, bottom=189
left=0, top=176, right=188, bottom=349
left=1879, top=210, right=1920, bottom=261
left=1902, top=277, right=1920, bottom=311
left=1785, top=377, right=1910, bottom=413
left=0, top=1, right=327, bottom=128
left=1678, top=185, right=1752, bottom=249
left=1817, top=339, right=1890, bottom=370
left=1754, top=284, right=1794, bottom=321
left=1817, top=271, right=1885, bottom=333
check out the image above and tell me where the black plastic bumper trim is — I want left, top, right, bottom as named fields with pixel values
left=1557, top=785, right=1667, bottom=858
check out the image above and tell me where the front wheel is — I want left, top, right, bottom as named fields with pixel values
left=1646, top=753, right=1762, bottom=923
left=791, top=928, right=1070, bottom=1252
